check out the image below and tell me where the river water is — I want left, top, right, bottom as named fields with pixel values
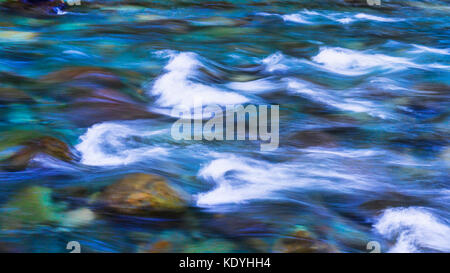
left=0, top=0, right=449, bottom=253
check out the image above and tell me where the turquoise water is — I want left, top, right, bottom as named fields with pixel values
left=0, top=0, right=449, bottom=253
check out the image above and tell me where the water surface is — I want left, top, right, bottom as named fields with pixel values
left=0, top=0, right=449, bottom=253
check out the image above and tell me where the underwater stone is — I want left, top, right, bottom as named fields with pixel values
left=98, top=173, right=187, bottom=216
left=182, top=239, right=236, bottom=253
left=3, top=136, right=73, bottom=171
left=146, top=240, right=173, bottom=253
left=0, top=88, right=32, bottom=103
left=273, top=226, right=336, bottom=253
left=0, top=186, right=64, bottom=231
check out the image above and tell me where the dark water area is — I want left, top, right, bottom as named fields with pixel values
left=0, top=0, right=449, bottom=253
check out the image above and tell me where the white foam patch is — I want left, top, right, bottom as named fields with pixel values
left=311, top=47, right=418, bottom=76
left=330, top=12, right=402, bottom=24
left=55, top=7, right=67, bottom=16
left=335, top=17, right=355, bottom=24
left=285, top=78, right=390, bottom=119
left=301, top=148, right=381, bottom=158
left=256, top=11, right=312, bottom=24
left=428, top=63, right=450, bottom=70
left=63, top=50, right=88, bottom=57
left=281, top=13, right=311, bottom=24
left=76, top=121, right=169, bottom=166
left=374, top=207, right=450, bottom=253
left=370, top=78, right=410, bottom=91
left=226, top=78, right=280, bottom=93
left=150, top=51, right=248, bottom=109
left=258, top=10, right=402, bottom=25
left=261, top=52, right=290, bottom=72
left=196, top=153, right=376, bottom=206
left=410, top=44, right=450, bottom=55
left=354, top=13, right=401, bottom=22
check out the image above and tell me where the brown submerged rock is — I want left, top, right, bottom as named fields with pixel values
left=359, top=192, right=429, bottom=212
left=0, top=87, right=33, bottom=103
left=287, top=129, right=338, bottom=148
left=273, top=226, right=336, bottom=253
left=3, top=136, right=73, bottom=171
left=66, top=100, right=160, bottom=127
left=40, top=67, right=161, bottom=126
left=41, top=67, right=124, bottom=87
left=146, top=240, right=173, bottom=253
left=98, top=173, right=187, bottom=216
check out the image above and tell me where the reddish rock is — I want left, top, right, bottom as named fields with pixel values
left=4, top=136, right=73, bottom=171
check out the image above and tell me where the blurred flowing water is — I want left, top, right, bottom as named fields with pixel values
left=0, top=0, right=449, bottom=253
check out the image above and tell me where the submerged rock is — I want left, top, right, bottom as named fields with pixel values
left=40, top=67, right=160, bottom=126
left=0, top=242, right=23, bottom=253
left=98, top=173, right=187, bottom=216
left=273, top=226, right=336, bottom=253
left=1, top=186, right=95, bottom=231
left=0, top=31, right=38, bottom=42
left=183, top=239, right=237, bottom=253
left=146, top=240, right=173, bottom=253
left=41, top=67, right=123, bottom=86
left=3, top=136, right=73, bottom=171
left=287, top=129, right=338, bottom=148
left=1, top=0, right=67, bottom=15
left=0, top=186, right=64, bottom=231
left=359, top=192, right=428, bottom=212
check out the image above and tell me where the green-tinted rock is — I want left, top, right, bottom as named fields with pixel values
left=183, top=239, right=236, bottom=253
left=0, top=186, right=64, bottom=231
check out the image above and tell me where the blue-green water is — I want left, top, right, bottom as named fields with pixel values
left=0, top=0, right=449, bottom=253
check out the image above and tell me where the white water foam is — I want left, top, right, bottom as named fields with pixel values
left=311, top=47, right=416, bottom=76
left=226, top=78, right=280, bottom=93
left=261, top=51, right=291, bottom=72
left=150, top=51, right=248, bottom=109
left=285, top=78, right=390, bottom=119
left=410, top=44, right=450, bottom=55
left=258, top=10, right=402, bottom=25
left=326, top=12, right=402, bottom=24
left=374, top=207, right=450, bottom=253
left=76, top=121, right=169, bottom=166
left=281, top=13, right=311, bottom=24
left=354, top=13, right=401, bottom=22
left=301, top=148, right=381, bottom=158
left=427, top=63, right=450, bottom=70
left=256, top=11, right=312, bottom=24
left=196, top=153, right=377, bottom=206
